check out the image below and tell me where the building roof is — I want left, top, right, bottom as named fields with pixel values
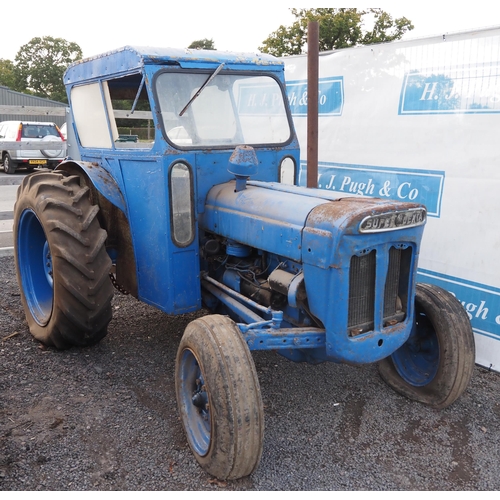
left=0, top=86, right=66, bottom=125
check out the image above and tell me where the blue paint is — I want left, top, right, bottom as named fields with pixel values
left=17, top=209, right=53, bottom=326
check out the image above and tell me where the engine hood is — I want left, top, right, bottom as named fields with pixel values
left=200, top=180, right=426, bottom=264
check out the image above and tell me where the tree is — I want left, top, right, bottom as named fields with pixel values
left=188, top=38, right=216, bottom=50
left=14, top=36, right=83, bottom=103
left=0, top=59, right=16, bottom=89
left=259, top=8, right=414, bottom=56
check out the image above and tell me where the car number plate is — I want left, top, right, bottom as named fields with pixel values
left=29, top=159, right=48, bottom=165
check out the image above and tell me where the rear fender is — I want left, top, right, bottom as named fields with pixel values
left=56, top=160, right=126, bottom=212
left=55, top=160, right=138, bottom=296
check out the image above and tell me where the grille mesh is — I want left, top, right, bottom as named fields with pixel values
left=348, top=251, right=376, bottom=330
left=348, top=246, right=412, bottom=334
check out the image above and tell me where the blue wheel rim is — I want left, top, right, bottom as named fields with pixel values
left=17, top=209, right=53, bottom=326
left=178, top=349, right=211, bottom=456
left=391, top=311, right=439, bottom=386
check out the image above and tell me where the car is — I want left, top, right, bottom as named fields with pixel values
left=0, top=120, right=66, bottom=174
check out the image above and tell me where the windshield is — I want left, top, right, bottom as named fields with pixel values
left=155, top=71, right=291, bottom=148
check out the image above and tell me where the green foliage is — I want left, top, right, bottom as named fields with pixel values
left=361, top=9, right=414, bottom=45
left=0, top=59, right=16, bottom=89
left=188, top=38, right=216, bottom=50
left=259, top=8, right=414, bottom=56
left=14, top=36, right=83, bottom=103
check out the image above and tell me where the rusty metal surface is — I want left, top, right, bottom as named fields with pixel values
left=307, top=21, right=319, bottom=188
left=306, top=196, right=427, bottom=234
left=54, top=162, right=138, bottom=297
left=64, top=46, right=285, bottom=85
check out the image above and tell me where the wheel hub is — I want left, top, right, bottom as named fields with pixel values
left=192, top=377, right=209, bottom=421
left=43, top=241, right=54, bottom=287
left=18, top=209, right=54, bottom=326
left=392, top=312, right=439, bottom=386
left=178, top=349, right=211, bottom=456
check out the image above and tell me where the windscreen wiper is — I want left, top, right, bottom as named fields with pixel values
left=179, top=62, right=225, bottom=117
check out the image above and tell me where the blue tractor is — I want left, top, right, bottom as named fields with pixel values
left=13, top=47, right=475, bottom=480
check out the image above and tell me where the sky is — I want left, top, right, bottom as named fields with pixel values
left=1, top=2, right=499, bottom=61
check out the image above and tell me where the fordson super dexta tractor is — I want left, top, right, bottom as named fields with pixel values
left=13, top=47, right=475, bottom=480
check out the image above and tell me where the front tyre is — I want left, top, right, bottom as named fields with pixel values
left=14, top=171, right=114, bottom=349
left=379, top=283, right=475, bottom=409
left=175, top=315, right=264, bottom=480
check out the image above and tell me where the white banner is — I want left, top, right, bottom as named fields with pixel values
left=284, top=26, right=500, bottom=371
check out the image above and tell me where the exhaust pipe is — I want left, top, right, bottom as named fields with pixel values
left=307, top=20, right=319, bottom=188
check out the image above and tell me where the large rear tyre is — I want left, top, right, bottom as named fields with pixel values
left=379, top=283, right=475, bottom=409
left=175, top=314, right=264, bottom=480
left=13, top=170, right=114, bottom=349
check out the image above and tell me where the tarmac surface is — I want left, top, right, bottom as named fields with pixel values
left=0, top=171, right=22, bottom=257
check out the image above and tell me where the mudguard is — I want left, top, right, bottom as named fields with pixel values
left=56, top=159, right=126, bottom=214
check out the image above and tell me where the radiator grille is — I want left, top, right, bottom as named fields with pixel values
left=348, top=246, right=412, bottom=335
left=348, top=251, right=376, bottom=332
left=384, top=246, right=412, bottom=325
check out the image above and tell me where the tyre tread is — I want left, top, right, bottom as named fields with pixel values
left=14, top=171, right=113, bottom=349
left=176, top=314, right=264, bottom=480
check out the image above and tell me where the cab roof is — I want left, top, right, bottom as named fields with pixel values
left=64, top=45, right=284, bottom=85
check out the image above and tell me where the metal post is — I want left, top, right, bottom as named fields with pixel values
left=307, top=20, right=319, bottom=188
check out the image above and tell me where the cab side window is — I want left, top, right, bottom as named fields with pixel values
left=70, top=73, right=154, bottom=150
left=108, top=74, right=154, bottom=149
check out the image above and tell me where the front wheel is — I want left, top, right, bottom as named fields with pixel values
left=175, top=315, right=264, bottom=480
left=14, top=170, right=114, bottom=349
left=379, top=283, right=475, bottom=409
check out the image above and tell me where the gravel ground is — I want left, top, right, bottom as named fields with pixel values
left=1, top=254, right=499, bottom=491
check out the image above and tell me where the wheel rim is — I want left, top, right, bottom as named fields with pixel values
left=17, top=209, right=54, bottom=326
left=178, top=348, right=211, bottom=456
left=391, top=308, right=439, bottom=386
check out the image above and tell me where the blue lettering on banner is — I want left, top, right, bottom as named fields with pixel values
left=399, top=65, right=500, bottom=114
left=418, top=269, right=500, bottom=342
left=298, top=161, right=445, bottom=217
left=238, top=84, right=286, bottom=115
left=286, top=77, right=344, bottom=116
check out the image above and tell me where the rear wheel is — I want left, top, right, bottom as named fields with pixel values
left=14, top=170, right=114, bottom=349
left=175, top=314, right=264, bottom=480
left=379, top=283, right=475, bottom=409
left=3, top=153, right=16, bottom=174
